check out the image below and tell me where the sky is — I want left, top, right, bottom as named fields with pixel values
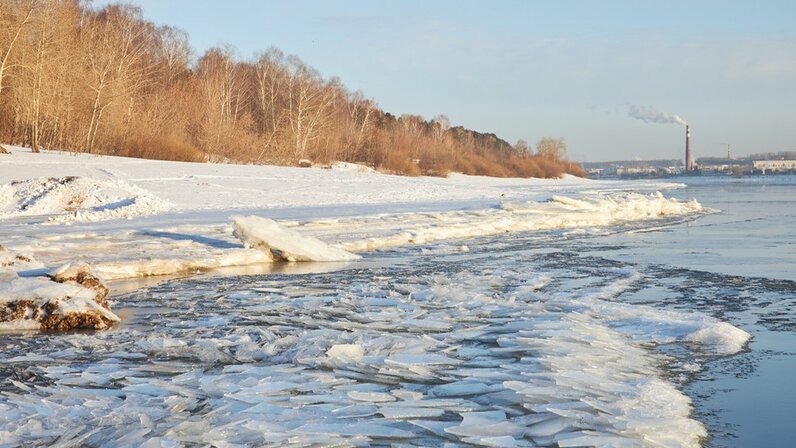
left=101, top=0, right=796, bottom=162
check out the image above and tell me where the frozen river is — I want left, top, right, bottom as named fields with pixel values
left=0, top=166, right=793, bottom=446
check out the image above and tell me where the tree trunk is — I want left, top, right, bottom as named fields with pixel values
left=85, top=75, right=106, bottom=152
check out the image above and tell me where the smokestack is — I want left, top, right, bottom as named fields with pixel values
left=685, top=125, right=692, bottom=172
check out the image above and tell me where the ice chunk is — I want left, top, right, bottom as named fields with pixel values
left=378, top=406, right=445, bottom=419
left=429, top=381, right=501, bottom=397
left=526, top=416, right=574, bottom=438
left=445, top=411, right=526, bottom=438
left=347, top=391, right=396, bottom=403
left=291, top=422, right=414, bottom=438
left=466, top=436, right=535, bottom=447
left=685, top=322, right=751, bottom=355
left=327, top=344, right=365, bottom=362
left=232, top=215, right=360, bottom=262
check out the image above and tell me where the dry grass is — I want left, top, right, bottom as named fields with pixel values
left=109, top=134, right=205, bottom=162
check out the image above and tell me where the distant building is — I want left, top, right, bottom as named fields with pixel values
left=753, top=160, right=796, bottom=173
left=581, top=159, right=682, bottom=178
left=587, top=168, right=604, bottom=176
left=697, top=157, right=754, bottom=174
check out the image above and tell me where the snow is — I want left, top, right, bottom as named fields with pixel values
left=90, top=248, right=273, bottom=280
left=327, top=343, right=365, bottom=361
left=0, top=176, right=170, bottom=223
left=0, top=146, right=674, bottom=215
left=0, top=276, right=120, bottom=330
left=0, top=276, right=97, bottom=304
left=0, top=319, right=40, bottom=332
left=327, top=161, right=378, bottom=173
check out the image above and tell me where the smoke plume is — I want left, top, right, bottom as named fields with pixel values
left=628, top=104, right=687, bottom=126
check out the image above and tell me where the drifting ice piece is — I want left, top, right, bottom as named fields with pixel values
left=232, top=215, right=361, bottom=262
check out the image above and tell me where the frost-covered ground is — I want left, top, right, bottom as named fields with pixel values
left=0, top=146, right=753, bottom=446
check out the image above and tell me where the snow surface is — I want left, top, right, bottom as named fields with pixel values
left=0, top=146, right=680, bottom=215
left=0, top=176, right=170, bottom=223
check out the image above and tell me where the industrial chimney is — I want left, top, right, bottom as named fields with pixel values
left=685, top=125, right=693, bottom=172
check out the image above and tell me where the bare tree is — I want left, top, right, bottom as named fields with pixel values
left=285, top=55, right=337, bottom=160
left=81, top=4, right=154, bottom=152
left=15, top=0, right=58, bottom=152
left=514, top=139, right=530, bottom=155
left=155, top=25, right=190, bottom=84
left=431, top=114, right=450, bottom=143
left=0, top=0, right=38, bottom=99
left=536, top=136, right=567, bottom=159
left=345, top=90, right=375, bottom=159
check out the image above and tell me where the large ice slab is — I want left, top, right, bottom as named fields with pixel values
left=232, top=215, right=360, bottom=262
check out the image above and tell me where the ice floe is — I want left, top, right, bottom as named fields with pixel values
left=0, top=254, right=750, bottom=446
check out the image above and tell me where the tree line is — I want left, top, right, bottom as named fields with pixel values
left=0, top=1, right=585, bottom=178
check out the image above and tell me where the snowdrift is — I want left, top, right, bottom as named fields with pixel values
left=0, top=176, right=171, bottom=222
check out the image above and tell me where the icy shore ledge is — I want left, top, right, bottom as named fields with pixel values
left=1, top=191, right=705, bottom=284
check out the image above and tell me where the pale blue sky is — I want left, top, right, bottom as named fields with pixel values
left=113, top=0, right=796, bottom=161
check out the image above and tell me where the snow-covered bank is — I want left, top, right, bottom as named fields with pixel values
left=0, top=146, right=680, bottom=217
left=0, top=145, right=701, bottom=283
left=0, top=191, right=705, bottom=283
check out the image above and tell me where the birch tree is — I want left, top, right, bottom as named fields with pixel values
left=81, top=5, right=153, bottom=152
left=0, top=0, right=38, bottom=100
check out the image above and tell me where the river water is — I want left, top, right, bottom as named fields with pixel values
left=596, top=174, right=796, bottom=447
left=0, top=175, right=793, bottom=447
